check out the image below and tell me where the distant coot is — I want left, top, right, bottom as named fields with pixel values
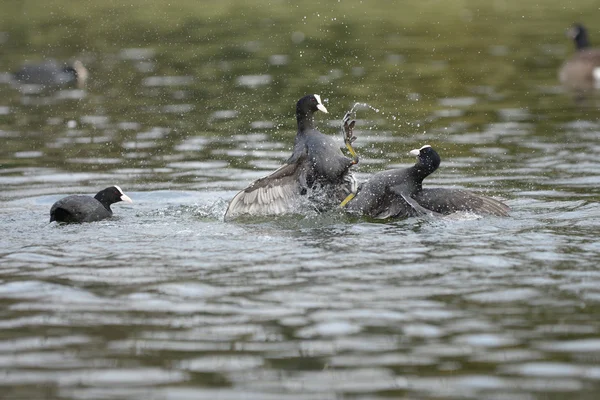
left=559, top=23, right=600, bottom=96
left=224, top=94, right=357, bottom=220
left=14, top=60, right=88, bottom=88
left=346, top=145, right=509, bottom=219
left=50, top=186, right=132, bottom=223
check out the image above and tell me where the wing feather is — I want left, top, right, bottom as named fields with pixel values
left=414, top=188, right=509, bottom=216
left=224, top=162, right=304, bottom=221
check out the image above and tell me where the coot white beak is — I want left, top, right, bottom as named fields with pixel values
left=120, top=194, right=133, bottom=203
left=410, top=144, right=431, bottom=157
left=112, top=185, right=132, bottom=203
left=314, top=94, right=328, bottom=114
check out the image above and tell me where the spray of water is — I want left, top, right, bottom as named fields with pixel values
left=339, top=102, right=380, bottom=138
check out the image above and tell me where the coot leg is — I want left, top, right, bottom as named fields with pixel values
left=342, top=112, right=358, bottom=164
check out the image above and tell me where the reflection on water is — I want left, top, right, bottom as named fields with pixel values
left=1, top=1, right=600, bottom=399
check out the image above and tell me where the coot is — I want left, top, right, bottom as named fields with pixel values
left=346, top=145, right=509, bottom=219
left=346, top=145, right=441, bottom=219
left=50, top=186, right=132, bottom=223
left=14, top=60, right=88, bottom=88
left=224, top=94, right=357, bottom=220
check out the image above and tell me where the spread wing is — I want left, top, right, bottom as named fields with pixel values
left=350, top=182, right=439, bottom=220
left=413, top=188, right=509, bottom=216
left=382, top=186, right=440, bottom=219
left=224, top=162, right=305, bottom=221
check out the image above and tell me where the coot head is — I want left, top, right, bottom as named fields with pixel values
left=94, top=185, right=133, bottom=208
left=409, top=145, right=441, bottom=176
left=296, top=94, right=328, bottom=115
left=296, top=94, right=328, bottom=131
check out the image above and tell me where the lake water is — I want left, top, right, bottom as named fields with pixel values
left=1, top=2, right=600, bottom=399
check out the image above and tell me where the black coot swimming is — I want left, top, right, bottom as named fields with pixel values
left=346, top=145, right=509, bottom=219
left=224, top=94, right=357, bottom=220
left=14, top=60, right=88, bottom=88
left=559, top=24, right=600, bottom=97
left=50, top=186, right=132, bottom=223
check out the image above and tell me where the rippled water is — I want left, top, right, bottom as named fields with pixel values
left=2, top=2, right=600, bottom=399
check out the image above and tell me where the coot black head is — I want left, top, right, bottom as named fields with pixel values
left=296, top=94, right=328, bottom=132
left=410, top=144, right=441, bottom=179
left=568, top=23, right=590, bottom=50
left=94, top=185, right=133, bottom=209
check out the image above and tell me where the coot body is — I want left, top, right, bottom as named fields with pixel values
left=50, top=186, right=132, bottom=223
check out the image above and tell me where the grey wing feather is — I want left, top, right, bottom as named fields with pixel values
left=399, top=193, right=440, bottom=217
left=352, top=183, right=438, bottom=220
left=224, top=162, right=304, bottom=221
left=383, top=186, right=440, bottom=219
left=414, top=188, right=509, bottom=216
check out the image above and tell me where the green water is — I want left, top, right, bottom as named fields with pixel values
left=2, top=1, right=598, bottom=159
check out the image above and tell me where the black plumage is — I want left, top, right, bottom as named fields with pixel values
left=50, top=186, right=132, bottom=223
left=347, top=145, right=509, bottom=219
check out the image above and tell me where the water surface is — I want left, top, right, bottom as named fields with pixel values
left=1, top=1, right=600, bottom=399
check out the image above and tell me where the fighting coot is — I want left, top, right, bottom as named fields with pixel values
left=346, top=145, right=509, bottom=219
left=346, top=145, right=441, bottom=219
left=224, top=94, right=357, bottom=220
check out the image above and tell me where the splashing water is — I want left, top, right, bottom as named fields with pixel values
left=338, top=102, right=380, bottom=138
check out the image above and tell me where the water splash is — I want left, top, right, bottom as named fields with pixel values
left=339, top=102, right=380, bottom=138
